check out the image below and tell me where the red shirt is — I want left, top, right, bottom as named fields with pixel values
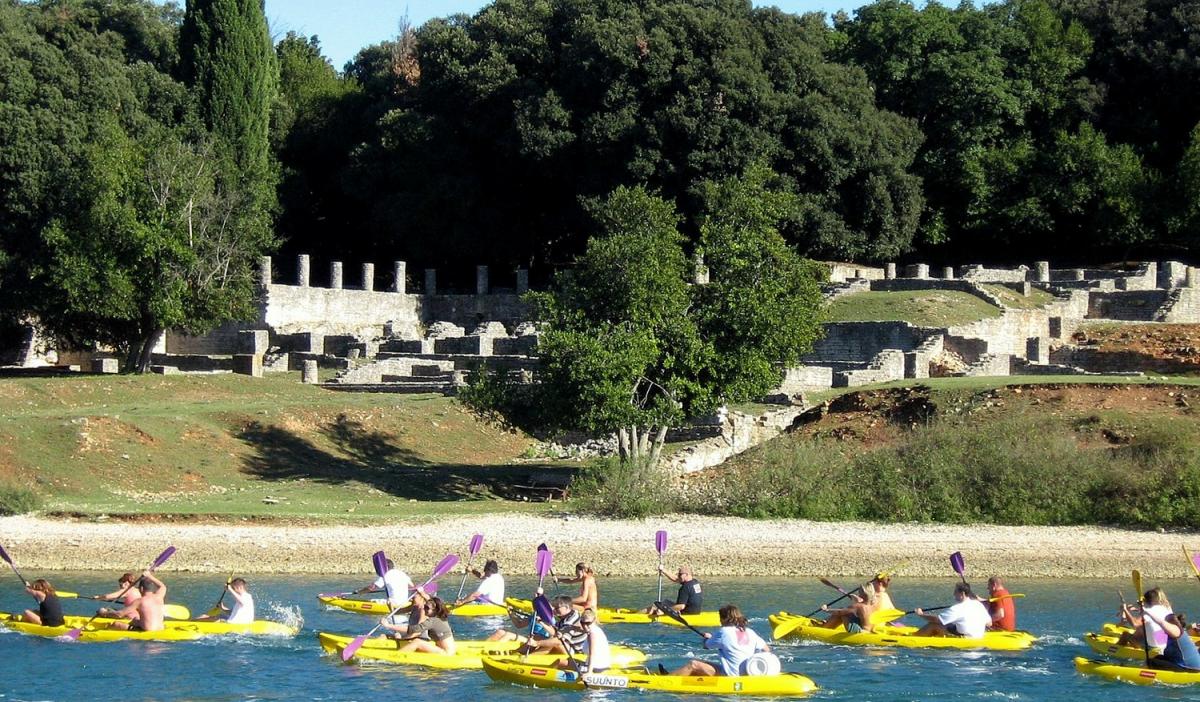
left=988, top=586, right=1016, bottom=631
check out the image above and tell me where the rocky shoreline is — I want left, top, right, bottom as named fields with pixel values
left=2, top=514, right=1196, bottom=579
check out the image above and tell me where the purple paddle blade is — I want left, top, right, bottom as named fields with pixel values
left=532, top=594, right=554, bottom=624
left=655, top=530, right=668, bottom=554
left=429, top=554, right=459, bottom=581
left=151, top=546, right=176, bottom=570
left=535, top=549, right=553, bottom=579
left=949, top=551, right=965, bottom=580
left=469, top=534, right=484, bottom=556
left=372, top=550, right=388, bottom=578
left=342, top=634, right=369, bottom=661
left=0, top=544, right=12, bottom=565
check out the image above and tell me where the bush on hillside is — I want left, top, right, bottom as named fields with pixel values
left=570, top=458, right=676, bottom=519
left=0, top=485, right=41, bottom=516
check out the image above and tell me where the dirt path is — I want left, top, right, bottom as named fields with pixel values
left=2, top=514, right=1195, bottom=579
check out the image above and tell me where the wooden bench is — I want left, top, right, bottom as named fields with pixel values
left=512, top=470, right=573, bottom=501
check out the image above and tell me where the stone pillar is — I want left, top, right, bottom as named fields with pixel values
left=942, top=266, right=955, bottom=280
left=1035, top=261, right=1050, bottom=282
left=516, top=269, right=529, bottom=293
left=1188, top=267, right=1199, bottom=288
left=885, top=262, right=897, bottom=280
left=91, top=358, right=119, bottom=374
left=424, top=269, right=437, bottom=295
left=234, top=354, right=263, bottom=378
left=905, top=263, right=929, bottom=279
left=301, top=359, right=318, bottom=384
left=330, top=261, right=343, bottom=289
left=297, top=254, right=310, bottom=287
left=361, top=263, right=374, bottom=292
left=393, top=261, right=406, bottom=293
left=259, top=256, right=272, bottom=287
left=476, top=265, right=489, bottom=295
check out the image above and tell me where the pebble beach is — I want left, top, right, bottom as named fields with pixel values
left=2, top=514, right=1196, bottom=579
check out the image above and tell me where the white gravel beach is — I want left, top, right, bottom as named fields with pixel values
left=1, top=514, right=1196, bottom=579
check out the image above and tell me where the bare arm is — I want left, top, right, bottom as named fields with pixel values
left=1143, top=608, right=1183, bottom=638
left=142, top=571, right=166, bottom=600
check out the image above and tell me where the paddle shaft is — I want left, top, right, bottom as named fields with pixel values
left=653, top=600, right=707, bottom=638
left=1133, top=570, right=1151, bottom=665
left=805, top=586, right=864, bottom=618
left=0, top=546, right=29, bottom=593
left=342, top=554, right=460, bottom=661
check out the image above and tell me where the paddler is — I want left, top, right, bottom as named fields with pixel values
left=353, top=557, right=413, bottom=631
left=664, top=604, right=770, bottom=676
left=20, top=579, right=65, bottom=628
left=556, top=562, right=598, bottom=611
left=913, top=583, right=990, bottom=639
left=196, top=577, right=255, bottom=624
left=554, top=608, right=610, bottom=673
left=524, top=595, right=587, bottom=656
left=391, top=594, right=456, bottom=655
left=1145, top=610, right=1200, bottom=672
left=108, top=571, right=167, bottom=631
left=96, top=572, right=141, bottom=608
left=455, top=559, right=504, bottom=606
left=1117, top=587, right=1173, bottom=649
left=983, top=576, right=1016, bottom=631
left=644, top=565, right=702, bottom=617
left=820, top=581, right=878, bottom=632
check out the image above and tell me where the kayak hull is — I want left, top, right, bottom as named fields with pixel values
left=3, top=620, right=206, bottom=642
left=1084, top=632, right=1164, bottom=661
left=1, top=612, right=296, bottom=638
left=317, top=633, right=646, bottom=669
left=768, top=612, right=1035, bottom=651
left=318, top=596, right=506, bottom=617
left=1074, top=656, right=1200, bottom=685
left=481, top=656, right=818, bottom=695
left=505, top=597, right=720, bottom=627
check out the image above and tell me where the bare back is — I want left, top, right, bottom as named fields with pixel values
left=137, top=592, right=165, bottom=631
left=576, top=575, right=598, bottom=611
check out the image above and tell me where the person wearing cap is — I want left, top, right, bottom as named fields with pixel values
left=456, top=559, right=504, bottom=606
left=645, top=565, right=702, bottom=616
left=872, top=573, right=896, bottom=611
left=984, top=576, right=1016, bottom=631
left=354, top=558, right=413, bottom=611
left=1146, top=609, right=1200, bottom=672
left=382, top=585, right=432, bottom=640
left=914, top=583, right=991, bottom=639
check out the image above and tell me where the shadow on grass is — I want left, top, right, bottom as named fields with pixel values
left=238, top=413, right=567, bottom=501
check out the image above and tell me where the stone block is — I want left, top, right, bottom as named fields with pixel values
left=91, top=357, right=120, bottom=374
left=885, top=262, right=897, bottom=279
left=904, top=263, right=929, bottom=279
left=942, top=266, right=955, bottom=280
left=259, top=256, right=272, bottom=287
left=330, top=261, right=343, bottom=289
left=471, top=321, right=509, bottom=337
left=150, top=365, right=180, bottom=375
left=425, top=268, right=437, bottom=295
left=1035, top=261, right=1050, bottom=282
left=426, top=322, right=464, bottom=338
left=1019, top=282, right=1031, bottom=296
left=393, top=261, right=407, bottom=293
left=476, top=265, right=489, bottom=295
left=302, top=359, right=319, bottom=384
left=1049, top=317, right=1063, bottom=339
left=234, top=354, right=263, bottom=378
left=1189, top=267, right=1199, bottom=288
left=362, top=263, right=375, bottom=292
left=238, top=330, right=269, bottom=355
left=290, top=332, right=324, bottom=354
left=297, top=254, right=310, bottom=287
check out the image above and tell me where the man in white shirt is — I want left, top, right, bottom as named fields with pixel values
left=355, top=559, right=413, bottom=610
left=914, top=583, right=992, bottom=639
left=457, top=559, right=504, bottom=605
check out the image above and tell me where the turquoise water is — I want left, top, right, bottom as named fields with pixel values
left=1, top=574, right=1197, bottom=701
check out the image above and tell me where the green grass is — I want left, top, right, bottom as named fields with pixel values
left=804, top=374, right=1200, bottom=405
left=825, top=290, right=1003, bottom=327
left=0, top=373, right=573, bottom=521
left=978, top=283, right=1056, bottom=309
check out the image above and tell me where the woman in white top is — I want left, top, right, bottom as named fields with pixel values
left=668, top=605, right=769, bottom=676
left=555, top=608, right=610, bottom=673
left=457, top=560, right=504, bottom=606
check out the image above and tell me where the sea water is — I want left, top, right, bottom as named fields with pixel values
left=0, top=574, right=1195, bottom=701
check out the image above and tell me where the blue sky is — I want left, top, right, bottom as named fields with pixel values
left=257, top=1, right=860, bottom=70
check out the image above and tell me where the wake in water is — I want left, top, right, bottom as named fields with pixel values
left=267, top=601, right=305, bottom=630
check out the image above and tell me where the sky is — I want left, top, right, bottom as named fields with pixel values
left=258, top=0, right=859, bottom=70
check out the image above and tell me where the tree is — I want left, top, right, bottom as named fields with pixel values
left=179, top=0, right=278, bottom=251
left=513, top=164, right=825, bottom=468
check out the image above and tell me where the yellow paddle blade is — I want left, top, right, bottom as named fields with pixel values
left=771, top=617, right=806, bottom=641
left=868, top=608, right=906, bottom=625
left=1132, top=570, right=1144, bottom=603
left=164, top=604, right=191, bottom=620
left=989, top=593, right=1025, bottom=601
left=56, top=590, right=80, bottom=599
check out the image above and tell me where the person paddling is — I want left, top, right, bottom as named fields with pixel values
left=456, top=559, right=504, bottom=606
left=984, top=576, right=1016, bottom=631
left=354, top=557, right=413, bottom=631
left=557, top=562, right=599, bottom=611
left=645, top=565, right=702, bottom=617
left=196, top=577, right=255, bottom=624
left=665, top=604, right=769, bottom=676
left=820, top=581, right=878, bottom=632
left=109, top=571, right=167, bottom=631
left=914, top=583, right=991, bottom=639
left=96, top=572, right=142, bottom=608
left=1145, top=610, right=1200, bottom=672
left=1117, top=587, right=1173, bottom=649
left=20, top=579, right=65, bottom=628
left=391, top=595, right=456, bottom=655
left=524, top=595, right=587, bottom=656
left=555, top=608, right=610, bottom=673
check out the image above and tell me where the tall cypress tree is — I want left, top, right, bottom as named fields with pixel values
left=180, top=0, right=278, bottom=247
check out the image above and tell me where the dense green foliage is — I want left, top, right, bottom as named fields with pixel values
left=0, top=0, right=277, bottom=369
left=0, top=485, right=42, bottom=516
left=576, top=400, right=1200, bottom=526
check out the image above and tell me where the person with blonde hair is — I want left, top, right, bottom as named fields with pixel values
left=556, top=562, right=599, bottom=611
left=666, top=605, right=770, bottom=676
left=21, top=579, right=64, bottom=627
left=555, top=608, right=610, bottom=673
left=820, top=582, right=879, bottom=632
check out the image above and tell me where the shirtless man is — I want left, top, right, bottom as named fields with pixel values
left=821, top=582, right=879, bottom=632
left=556, top=562, right=598, bottom=611
left=109, top=571, right=167, bottom=631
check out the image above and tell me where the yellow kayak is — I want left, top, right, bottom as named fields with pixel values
left=1074, top=656, right=1200, bottom=685
left=768, top=612, right=1035, bottom=651
left=3, top=619, right=206, bottom=643
left=505, top=597, right=720, bottom=627
left=481, top=656, right=818, bottom=695
left=318, top=595, right=507, bottom=617
left=1084, top=632, right=1165, bottom=660
left=317, top=632, right=646, bottom=669
left=1, top=612, right=297, bottom=638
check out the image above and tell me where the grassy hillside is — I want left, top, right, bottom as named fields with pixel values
left=0, top=373, right=566, bottom=520
left=825, top=290, right=1003, bottom=326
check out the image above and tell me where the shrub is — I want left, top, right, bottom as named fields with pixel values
left=0, top=485, right=41, bottom=516
left=571, top=458, right=676, bottom=518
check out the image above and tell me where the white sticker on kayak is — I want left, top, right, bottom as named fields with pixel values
left=583, top=674, right=629, bottom=688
